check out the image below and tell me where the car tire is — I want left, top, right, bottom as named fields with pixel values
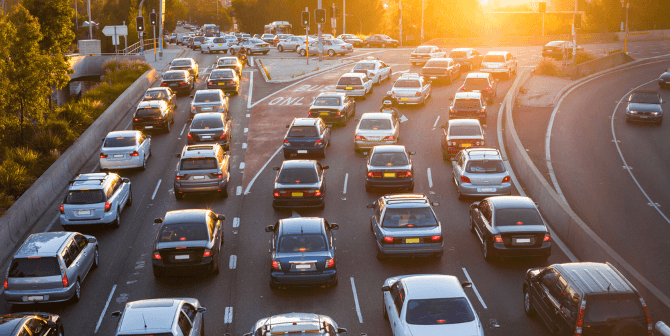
left=320, top=143, right=328, bottom=158
left=523, top=287, right=536, bottom=316
left=57, top=326, right=64, bottom=336
left=365, top=184, right=372, bottom=192
left=220, top=187, right=228, bottom=198
left=263, top=51, right=268, bottom=55
left=71, top=280, right=81, bottom=303
left=111, top=210, right=121, bottom=228
left=126, top=188, right=132, bottom=206
left=212, top=257, right=220, bottom=275
left=299, top=49, right=306, bottom=56
left=141, top=155, right=147, bottom=170
left=483, top=241, right=494, bottom=261
left=175, top=192, right=184, bottom=200
left=92, top=247, right=99, bottom=268
left=383, top=303, right=389, bottom=320
left=369, top=85, right=373, bottom=94
left=442, top=151, right=449, bottom=161
left=278, top=45, right=283, bottom=52
left=377, top=76, right=381, bottom=85
left=411, top=62, right=416, bottom=66
left=329, top=276, right=338, bottom=287
left=153, top=267, right=163, bottom=278
left=165, top=120, right=171, bottom=133
left=381, top=43, right=386, bottom=48
left=658, top=118, right=663, bottom=126
left=328, top=49, right=335, bottom=57
left=230, top=48, right=236, bottom=55
left=269, top=278, right=280, bottom=290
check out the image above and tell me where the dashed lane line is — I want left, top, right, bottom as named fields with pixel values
left=224, top=307, right=233, bottom=323
left=343, top=173, right=349, bottom=194
left=427, top=168, right=433, bottom=188
left=151, top=179, right=161, bottom=200
left=461, top=268, right=487, bottom=309
left=229, top=255, right=237, bottom=269
left=350, top=277, right=364, bottom=323
left=94, top=284, right=117, bottom=334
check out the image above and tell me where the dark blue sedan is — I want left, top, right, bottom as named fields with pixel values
left=283, top=118, right=331, bottom=159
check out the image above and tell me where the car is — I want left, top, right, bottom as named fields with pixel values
left=283, top=118, right=331, bottom=159
left=297, top=39, right=353, bottom=57
left=110, top=298, right=206, bottom=336
left=4, top=231, right=99, bottom=305
left=440, top=119, right=485, bottom=161
left=480, top=51, right=517, bottom=79
left=321, top=34, right=334, bottom=39
left=391, top=73, right=432, bottom=106
left=185, top=37, right=194, bottom=49
left=200, top=37, right=229, bottom=53
left=187, top=112, right=232, bottom=150
left=100, top=130, right=151, bottom=170
left=381, top=274, right=483, bottom=335
left=239, top=33, right=251, bottom=42
left=365, top=145, right=415, bottom=192
left=230, top=38, right=270, bottom=55
left=659, top=68, right=670, bottom=88
left=142, top=87, right=177, bottom=109
left=335, top=73, right=373, bottom=99
left=351, top=59, right=393, bottom=85
left=271, top=160, right=328, bottom=210
left=337, top=33, right=363, bottom=46
left=132, top=100, right=175, bottom=133
left=0, top=312, right=64, bottom=336
left=541, top=40, right=581, bottom=60
left=307, top=92, right=356, bottom=125
left=244, top=313, right=347, bottom=336
left=168, top=33, right=177, bottom=43
left=365, top=34, right=399, bottom=48
left=261, top=33, right=275, bottom=44
left=174, top=144, right=230, bottom=199
left=216, top=56, right=243, bottom=77
left=452, top=148, right=512, bottom=198
left=625, top=89, right=663, bottom=124
left=191, top=36, right=205, bottom=49
left=523, top=262, right=652, bottom=336
left=59, top=173, right=131, bottom=229
left=152, top=210, right=225, bottom=276
left=458, top=72, right=498, bottom=103
left=277, top=35, right=313, bottom=52
left=169, top=58, right=199, bottom=79
left=410, top=45, right=447, bottom=65
left=223, top=34, right=238, bottom=45
left=272, top=33, right=292, bottom=46
left=189, top=89, right=229, bottom=119
left=253, top=34, right=261, bottom=39
left=355, top=113, right=400, bottom=152
left=449, top=92, right=487, bottom=124
left=160, top=70, right=194, bottom=95
left=448, top=48, right=484, bottom=71
left=368, top=194, right=443, bottom=259
left=419, top=58, right=461, bottom=84
left=470, top=196, right=551, bottom=260
left=207, top=68, right=239, bottom=94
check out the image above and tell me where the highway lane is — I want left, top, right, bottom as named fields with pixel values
left=548, top=60, right=670, bottom=321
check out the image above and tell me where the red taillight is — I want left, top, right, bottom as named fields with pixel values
left=59, top=204, right=64, bottom=214
left=325, top=258, right=335, bottom=268
left=415, top=92, right=421, bottom=96
left=157, top=116, right=163, bottom=120
left=217, top=174, right=223, bottom=179
left=640, top=296, right=652, bottom=334
left=383, top=135, right=395, bottom=141
left=315, top=139, right=323, bottom=145
left=355, top=135, right=366, bottom=141
left=176, top=176, right=181, bottom=180
left=271, top=260, right=281, bottom=270
left=153, top=251, right=162, bottom=260
left=461, top=175, right=471, bottom=183
left=449, top=107, right=454, bottom=113
left=219, top=131, right=227, bottom=139
left=336, top=111, right=341, bottom=116
left=502, top=175, right=511, bottom=183
left=575, top=299, right=586, bottom=334
left=431, top=235, right=442, bottom=241
left=187, top=133, right=194, bottom=141
left=179, top=82, right=187, bottom=85
left=314, top=190, right=322, bottom=197
left=130, top=151, right=139, bottom=157
left=134, top=118, right=139, bottom=122
left=203, top=249, right=212, bottom=257
left=397, top=171, right=412, bottom=178
left=459, top=86, right=465, bottom=91
left=367, top=172, right=382, bottom=178
left=383, top=237, right=394, bottom=243
left=486, top=85, right=492, bottom=91
left=100, top=153, right=107, bottom=158
left=493, top=234, right=503, bottom=243
left=273, top=191, right=280, bottom=197
left=3, top=278, right=7, bottom=290
left=543, top=233, right=551, bottom=242
left=308, top=111, right=313, bottom=115
left=62, top=273, right=69, bottom=288
left=104, top=202, right=112, bottom=212
left=284, top=139, right=290, bottom=143
left=160, top=82, right=167, bottom=86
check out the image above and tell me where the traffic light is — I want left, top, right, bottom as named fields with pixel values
left=538, top=2, right=546, bottom=13
left=149, top=12, right=157, bottom=26
left=315, top=8, right=326, bottom=24
left=136, top=16, right=144, bottom=31
left=574, top=13, right=582, bottom=29
left=334, top=6, right=339, bottom=18
left=301, top=11, right=309, bottom=27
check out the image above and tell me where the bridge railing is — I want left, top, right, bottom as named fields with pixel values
left=123, top=38, right=161, bottom=55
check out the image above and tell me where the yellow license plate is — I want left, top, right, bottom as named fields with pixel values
left=320, top=112, right=329, bottom=116
left=405, top=238, right=420, bottom=244
left=218, top=83, right=225, bottom=85
left=291, top=192, right=304, bottom=197
left=401, top=98, right=410, bottom=101
left=383, top=173, right=396, bottom=178
left=345, top=87, right=353, bottom=90
left=462, top=143, right=472, bottom=148
left=218, top=44, right=223, bottom=46
left=262, top=44, right=268, bottom=47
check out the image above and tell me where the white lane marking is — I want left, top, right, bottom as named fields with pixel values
left=244, top=145, right=283, bottom=195
left=249, top=56, right=254, bottom=66
left=94, top=284, right=117, bottom=334
left=242, top=143, right=247, bottom=149
left=180, top=123, right=187, bottom=136
left=244, top=127, right=248, bottom=134
left=233, top=217, right=240, bottom=228
left=45, top=214, right=59, bottom=232
left=399, top=115, right=408, bottom=123
left=236, top=186, right=242, bottom=195
left=151, top=179, right=162, bottom=200
left=246, top=70, right=254, bottom=109
left=461, top=268, right=487, bottom=309
left=125, top=119, right=132, bottom=130
left=350, top=277, right=364, bottom=323
left=246, top=113, right=250, bottom=117
left=91, top=162, right=100, bottom=172
left=343, top=173, right=349, bottom=194
left=229, top=255, right=237, bottom=269
left=427, top=168, right=433, bottom=188
left=432, top=115, right=440, bottom=128
left=224, top=307, right=233, bottom=323
left=239, top=162, right=245, bottom=170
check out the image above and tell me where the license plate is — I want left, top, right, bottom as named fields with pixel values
left=78, top=210, right=91, bottom=215
left=516, top=238, right=531, bottom=243
left=201, top=135, right=212, bottom=139
left=26, top=296, right=44, bottom=301
left=170, top=83, right=177, bottom=86
left=405, top=238, right=420, bottom=244
left=145, top=126, right=153, bottom=129
left=174, top=255, right=190, bottom=260
left=640, top=116, right=648, bottom=118
left=461, top=143, right=471, bottom=148
left=113, top=154, right=124, bottom=158
left=193, top=176, right=205, bottom=180
left=401, top=98, right=410, bottom=101
left=430, top=76, right=437, bottom=79
left=478, top=187, right=496, bottom=192
left=291, top=192, right=304, bottom=197
left=218, top=44, right=223, bottom=46
left=202, top=108, right=212, bottom=111
left=295, top=264, right=311, bottom=269
left=218, top=83, right=225, bottom=85
left=383, top=173, right=396, bottom=178
left=320, top=112, right=329, bottom=116
left=262, top=44, right=268, bottom=47
left=297, top=150, right=308, bottom=154
left=345, top=87, right=353, bottom=90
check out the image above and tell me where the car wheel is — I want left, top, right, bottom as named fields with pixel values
left=369, top=85, right=373, bottom=94
left=483, top=241, right=494, bottom=261
left=442, top=151, right=449, bottom=161
left=230, top=48, right=236, bottom=55
left=223, top=50, right=227, bottom=54
left=329, top=276, right=338, bottom=287
left=320, top=143, right=328, bottom=158
left=126, top=188, right=132, bottom=206
left=141, top=155, right=147, bottom=170
left=175, top=192, right=184, bottom=200
left=446, top=73, right=453, bottom=85
left=220, top=187, right=228, bottom=198
left=411, top=62, right=416, bottom=66
left=92, top=247, right=99, bottom=268
left=111, top=210, right=121, bottom=228
left=524, top=287, right=536, bottom=316
left=153, top=267, right=163, bottom=278
left=165, top=120, right=171, bottom=133
left=383, top=303, right=389, bottom=319
left=365, top=184, right=372, bottom=192
left=278, top=45, right=283, bottom=52
left=299, top=49, right=306, bottom=56
left=381, top=43, right=386, bottom=48
left=658, top=118, right=663, bottom=126
left=212, top=257, right=220, bottom=275
left=71, top=280, right=81, bottom=302
left=469, top=213, right=476, bottom=233
left=269, top=278, right=280, bottom=289
left=328, top=49, right=335, bottom=57
left=57, top=326, right=64, bottom=336
left=366, top=42, right=371, bottom=48
left=200, top=48, right=204, bottom=53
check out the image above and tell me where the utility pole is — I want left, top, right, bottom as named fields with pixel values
left=159, top=0, right=163, bottom=58
left=571, top=0, right=577, bottom=62
left=87, top=0, right=92, bottom=39
left=399, top=0, right=402, bottom=47
left=139, top=0, right=145, bottom=55
left=343, top=0, right=346, bottom=35
left=624, top=2, right=629, bottom=53
left=420, top=0, right=424, bottom=44
left=317, top=0, right=323, bottom=62
left=152, top=9, right=157, bottom=62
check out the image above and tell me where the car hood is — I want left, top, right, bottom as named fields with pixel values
left=493, top=224, right=547, bottom=234
left=407, top=321, right=481, bottom=336
left=660, top=73, right=670, bottom=80
left=627, top=102, right=662, bottom=112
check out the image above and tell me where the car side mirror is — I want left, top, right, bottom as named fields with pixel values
left=265, top=225, right=274, bottom=232
left=272, top=166, right=280, bottom=170
left=381, top=285, right=391, bottom=292
left=46, top=320, right=57, bottom=328
left=330, top=223, right=339, bottom=230
left=337, top=328, right=347, bottom=334
left=462, top=281, right=472, bottom=288
left=322, top=165, right=329, bottom=170
left=409, top=151, right=416, bottom=155
left=123, top=178, right=130, bottom=183
left=431, top=202, right=440, bottom=207
left=217, top=214, right=225, bottom=220
left=87, top=237, right=97, bottom=243
left=189, top=95, right=194, bottom=98
left=197, top=307, right=207, bottom=313
left=154, top=218, right=163, bottom=224
left=366, top=204, right=374, bottom=209
left=175, top=153, right=181, bottom=158
left=226, top=93, right=231, bottom=97
left=146, top=135, right=151, bottom=139
left=101, top=138, right=105, bottom=142
left=111, top=311, right=121, bottom=318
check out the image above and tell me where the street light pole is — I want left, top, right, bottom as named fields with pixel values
left=571, top=0, right=577, bottom=62
left=399, top=0, right=402, bottom=47
left=318, top=0, right=323, bottom=62
left=342, top=0, right=345, bottom=35
left=139, top=0, right=145, bottom=55
left=87, top=0, right=92, bottom=39
left=624, top=2, right=629, bottom=53
left=420, top=0, right=424, bottom=44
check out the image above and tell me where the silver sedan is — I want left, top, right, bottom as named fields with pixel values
left=354, top=113, right=399, bottom=152
left=452, top=148, right=512, bottom=197
left=99, top=130, right=151, bottom=170
left=229, top=38, right=270, bottom=55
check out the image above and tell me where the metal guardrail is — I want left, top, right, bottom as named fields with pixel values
left=657, top=322, right=670, bottom=336
left=123, top=38, right=161, bottom=55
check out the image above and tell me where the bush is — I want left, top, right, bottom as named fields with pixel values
left=44, top=119, right=77, bottom=146
left=30, top=131, right=63, bottom=155
left=0, top=160, right=31, bottom=198
left=535, top=57, right=563, bottom=76
left=575, top=50, right=596, bottom=65
left=55, top=98, right=97, bottom=132
left=0, top=191, right=13, bottom=214
left=5, top=147, right=40, bottom=176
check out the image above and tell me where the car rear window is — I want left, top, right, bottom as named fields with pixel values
left=494, top=208, right=543, bottom=226
left=277, top=168, right=319, bottom=184
left=449, top=125, right=481, bottom=137
left=483, top=55, right=505, bottom=62
left=454, top=99, right=482, bottom=109
left=331, top=39, right=344, bottom=44
left=464, top=78, right=490, bottom=86
left=191, top=116, right=223, bottom=129
left=163, top=72, right=185, bottom=80
left=194, top=37, right=205, bottom=42
left=66, top=190, right=106, bottom=204
left=353, top=63, right=375, bottom=70
left=394, top=79, right=421, bottom=88
left=359, top=118, right=392, bottom=130
left=278, top=234, right=327, bottom=252
left=414, top=46, right=432, bottom=53
left=180, top=158, right=218, bottom=170
left=338, top=77, right=362, bottom=85
left=466, top=160, right=505, bottom=173
left=584, top=293, right=645, bottom=323
left=194, top=92, right=222, bottom=103
left=288, top=126, right=318, bottom=137
left=8, top=257, right=61, bottom=277
left=425, top=60, right=449, bottom=67
left=449, top=51, right=467, bottom=58
left=118, top=334, right=173, bottom=336
left=314, top=97, right=340, bottom=106
left=158, top=223, right=209, bottom=242
left=382, top=207, right=437, bottom=228
left=104, top=136, right=136, bottom=147
left=171, top=60, right=191, bottom=66
left=370, top=152, right=409, bottom=166
left=210, top=70, right=234, bottom=79
left=406, top=298, right=475, bottom=325
left=219, top=59, right=237, bottom=65
left=136, top=108, right=161, bottom=117
left=629, top=92, right=660, bottom=104
left=144, top=90, right=168, bottom=100
left=212, top=38, right=224, bottom=43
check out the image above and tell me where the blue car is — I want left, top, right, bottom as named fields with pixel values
left=283, top=118, right=331, bottom=159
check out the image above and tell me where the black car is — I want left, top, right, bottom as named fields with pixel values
left=469, top=196, right=551, bottom=261
left=216, top=57, right=243, bottom=77
left=307, top=92, right=356, bottom=125
left=419, top=58, right=461, bottom=84
left=265, top=217, right=339, bottom=288
left=448, top=48, right=484, bottom=71
left=0, top=313, right=64, bottom=336
left=152, top=209, right=225, bottom=277
left=459, top=72, right=498, bottom=103
left=207, top=69, right=239, bottom=94
left=188, top=112, right=232, bottom=150
left=523, top=262, right=651, bottom=336
left=132, top=100, right=175, bottom=133
left=283, top=118, right=331, bottom=159
left=625, top=89, right=664, bottom=124
left=659, top=68, right=670, bottom=89
left=364, top=34, right=399, bottom=48
left=142, top=87, right=177, bottom=110
left=272, top=160, right=328, bottom=210
left=160, top=70, right=194, bottom=95
left=365, top=145, right=415, bottom=192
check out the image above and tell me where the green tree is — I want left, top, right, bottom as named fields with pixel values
left=0, top=14, right=16, bottom=116
left=22, top=0, right=75, bottom=53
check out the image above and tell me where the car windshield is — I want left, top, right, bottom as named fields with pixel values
left=454, top=99, right=481, bottom=109
left=360, top=118, right=392, bottom=130
left=449, top=51, right=467, bottom=58
left=483, top=55, right=505, bottom=62
left=212, top=38, right=224, bottom=43
left=314, top=97, right=340, bottom=106
left=277, top=168, right=319, bottom=184
left=414, top=46, right=432, bottom=53
left=466, top=160, right=505, bottom=173
left=104, top=136, right=136, bottom=147
left=629, top=92, right=660, bottom=104
left=158, top=223, right=209, bottom=242
left=8, top=257, right=61, bottom=277
left=465, top=78, right=490, bottom=86
left=584, top=293, right=645, bottom=323
left=354, top=63, right=375, bottom=70
left=370, top=152, right=409, bottom=166
left=338, top=77, right=362, bottom=85
left=194, top=92, right=221, bottom=103
left=171, top=60, right=191, bottom=66
left=136, top=108, right=161, bottom=117
left=382, top=207, right=437, bottom=228
left=219, top=59, right=237, bottom=65
left=449, top=126, right=481, bottom=137
left=288, top=126, right=318, bottom=137
left=278, top=234, right=327, bottom=253
left=210, top=70, right=234, bottom=79
left=406, top=298, right=475, bottom=325
left=163, top=72, right=185, bottom=80
left=494, top=208, right=543, bottom=226
left=425, top=60, right=449, bottom=67
left=65, top=190, right=105, bottom=204
left=394, top=79, right=421, bottom=88
left=144, top=90, right=168, bottom=100
left=191, top=117, right=223, bottom=129
left=180, top=158, right=218, bottom=170
left=331, top=39, right=344, bottom=44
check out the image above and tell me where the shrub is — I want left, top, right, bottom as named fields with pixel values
left=55, top=98, right=97, bottom=132
left=44, top=119, right=77, bottom=146
left=0, top=160, right=30, bottom=198
left=0, top=191, right=13, bottom=215
left=575, top=50, right=596, bottom=65
left=5, top=147, right=40, bottom=176
left=535, top=57, right=563, bottom=76
left=30, top=131, right=63, bottom=155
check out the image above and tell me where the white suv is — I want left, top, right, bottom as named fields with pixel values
left=480, top=51, right=518, bottom=79
left=200, top=37, right=229, bottom=54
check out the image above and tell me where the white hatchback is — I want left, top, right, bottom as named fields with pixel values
left=335, top=73, right=373, bottom=98
left=200, top=37, right=229, bottom=54
left=99, top=130, right=151, bottom=170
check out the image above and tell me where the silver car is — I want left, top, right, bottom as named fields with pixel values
left=391, top=73, right=431, bottom=105
left=230, top=38, right=270, bottom=55
left=99, top=130, right=151, bottom=171
left=111, top=298, right=206, bottom=336
left=335, top=73, right=373, bottom=98
left=174, top=144, right=231, bottom=199
left=190, top=89, right=229, bottom=118
left=4, top=231, right=99, bottom=305
left=244, top=313, right=347, bottom=336
left=277, top=35, right=312, bottom=52
left=452, top=148, right=512, bottom=197
left=297, top=39, right=353, bottom=57
left=59, top=173, right=132, bottom=229
left=354, top=112, right=399, bottom=152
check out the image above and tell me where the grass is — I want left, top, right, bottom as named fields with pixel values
left=575, top=50, right=596, bottom=65
left=534, top=57, right=563, bottom=76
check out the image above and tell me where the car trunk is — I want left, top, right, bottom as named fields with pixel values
left=277, top=252, right=329, bottom=274
left=411, top=53, right=432, bottom=59
left=274, top=182, right=321, bottom=199
left=393, top=88, right=420, bottom=98
left=497, top=225, right=547, bottom=248
left=209, top=77, right=236, bottom=86
left=190, top=128, right=225, bottom=142
left=379, top=227, right=441, bottom=245
left=367, top=165, right=412, bottom=179
left=7, top=257, right=64, bottom=291
left=102, top=146, right=139, bottom=161
left=192, top=103, right=222, bottom=113
left=162, top=79, right=187, bottom=89
left=157, top=241, right=208, bottom=265
left=467, top=172, right=507, bottom=185
left=178, top=169, right=221, bottom=185
left=356, top=129, right=394, bottom=142
left=63, top=190, right=107, bottom=220
left=421, top=67, right=448, bottom=75
left=583, top=293, right=647, bottom=336
left=285, top=136, right=321, bottom=148
left=309, top=108, right=341, bottom=118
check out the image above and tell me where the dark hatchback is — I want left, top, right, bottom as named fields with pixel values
left=459, top=73, right=498, bottom=103
left=160, top=70, right=194, bottom=95
left=216, top=57, right=243, bottom=77
left=152, top=209, right=225, bottom=277
left=283, top=118, right=331, bottom=159
left=272, top=160, right=328, bottom=210
left=142, top=87, right=177, bottom=110
left=132, top=100, right=174, bottom=133
left=307, top=92, right=356, bottom=125
left=265, top=217, right=339, bottom=288
left=0, top=313, right=63, bottom=336
left=207, top=69, right=239, bottom=94
left=187, top=113, right=232, bottom=150
left=365, top=145, right=415, bottom=192
left=419, top=58, right=461, bottom=84
left=469, top=196, right=551, bottom=261
left=625, top=89, right=663, bottom=124
left=659, top=68, right=670, bottom=89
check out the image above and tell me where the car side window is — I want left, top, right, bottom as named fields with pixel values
left=390, top=282, right=402, bottom=315
left=374, top=202, right=382, bottom=222
left=25, top=318, right=47, bottom=334
left=458, top=153, right=466, bottom=169
left=16, top=326, right=30, bottom=336
left=206, top=218, right=214, bottom=238
left=540, top=269, right=559, bottom=290
left=562, top=285, right=579, bottom=318
left=68, top=240, right=82, bottom=262
left=550, top=275, right=568, bottom=301
left=178, top=311, right=193, bottom=336
left=480, top=201, right=492, bottom=222
left=395, top=283, right=406, bottom=315
left=74, top=234, right=88, bottom=250
left=182, top=303, right=198, bottom=322
left=61, top=248, right=73, bottom=267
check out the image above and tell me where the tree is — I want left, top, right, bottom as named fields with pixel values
left=22, top=0, right=75, bottom=54
left=0, top=14, right=16, bottom=116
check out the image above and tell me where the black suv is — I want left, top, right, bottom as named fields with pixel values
left=523, top=262, right=651, bottom=336
left=132, top=100, right=175, bottom=133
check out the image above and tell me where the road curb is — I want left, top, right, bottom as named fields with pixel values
left=255, top=58, right=357, bottom=83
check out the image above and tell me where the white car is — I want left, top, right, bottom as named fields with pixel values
left=354, top=112, right=400, bottom=152
left=223, top=35, right=238, bottom=45
left=229, top=38, right=270, bottom=55
left=99, top=130, right=151, bottom=171
left=335, top=73, right=373, bottom=98
left=410, top=45, right=447, bottom=65
left=351, top=59, right=392, bottom=85
left=382, top=274, right=484, bottom=336
left=297, top=39, right=353, bottom=57
left=392, top=73, right=432, bottom=106
left=480, top=51, right=518, bottom=79
left=201, top=37, right=229, bottom=54
left=277, top=35, right=313, bottom=52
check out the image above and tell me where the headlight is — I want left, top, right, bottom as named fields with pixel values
left=629, top=110, right=637, bottom=114
left=653, top=112, right=661, bottom=116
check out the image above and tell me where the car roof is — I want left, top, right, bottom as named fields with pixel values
left=172, top=58, right=194, bottom=62
left=163, top=209, right=210, bottom=225
left=464, top=148, right=502, bottom=160
left=16, top=232, right=72, bottom=256
left=195, top=89, right=223, bottom=96
left=192, top=112, right=224, bottom=120
left=451, top=47, right=474, bottom=52
left=546, top=41, right=567, bottom=46
left=137, top=100, right=165, bottom=108
left=415, top=45, right=437, bottom=49
left=291, top=118, right=319, bottom=127
left=485, top=51, right=509, bottom=56
left=381, top=194, right=430, bottom=208
left=212, top=68, right=235, bottom=74
left=487, top=196, right=536, bottom=209
left=164, top=70, right=188, bottom=75
left=0, top=315, right=25, bottom=335
left=372, top=145, right=406, bottom=153
left=106, top=130, right=140, bottom=138
left=454, top=92, right=482, bottom=99
left=119, top=299, right=180, bottom=333
left=403, top=275, right=467, bottom=300
left=316, top=92, right=346, bottom=98
left=281, top=159, right=317, bottom=169
left=341, top=73, right=366, bottom=79
left=279, top=217, right=324, bottom=235
left=180, top=144, right=220, bottom=159
left=449, top=119, right=481, bottom=127
left=68, top=172, right=113, bottom=190
left=465, top=72, right=491, bottom=78
left=218, top=56, right=238, bottom=61
left=361, top=112, right=394, bottom=120
left=553, top=262, right=635, bottom=295
left=146, top=87, right=169, bottom=92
